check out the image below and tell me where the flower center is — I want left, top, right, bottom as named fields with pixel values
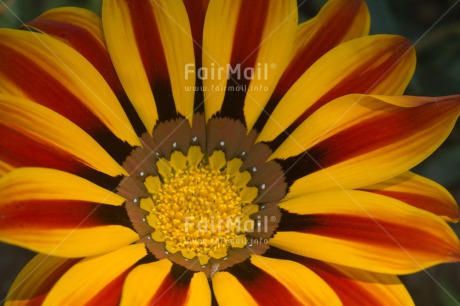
left=146, top=164, right=254, bottom=265
left=120, top=116, right=286, bottom=275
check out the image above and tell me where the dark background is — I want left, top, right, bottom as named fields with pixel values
left=0, top=0, right=459, bottom=305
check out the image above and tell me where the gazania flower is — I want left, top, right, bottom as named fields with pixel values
left=1, top=0, right=460, bottom=304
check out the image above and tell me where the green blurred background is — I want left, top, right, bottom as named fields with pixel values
left=0, top=0, right=459, bottom=305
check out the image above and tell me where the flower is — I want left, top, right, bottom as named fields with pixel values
left=1, top=0, right=460, bottom=304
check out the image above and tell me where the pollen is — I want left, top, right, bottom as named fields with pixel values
left=146, top=161, right=256, bottom=265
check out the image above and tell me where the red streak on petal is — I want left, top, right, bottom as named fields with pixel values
left=149, top=264, right=192, bottom=305
left=227, top=260, right=303, bottom=305
left=183, top=0, right=209, bottom=112
left=0, top=200, right=131, bottom=230
left=85, top=269, right=131, bottom=306
left=270, top=39, right=413, bottom=149
left=279, top=211, right=456, bottom=257
left=127, top=0, right=176, bottom=120
left=280, top=99, right=459, bottom=185
left=370, top=190, right=459, bottom=221
left=264, top=247, right=390, bottom=306
left=276, top=1, right=362, bottom=100
left=10, top=258, right=80, bottom=305
left=0, top=124, right=121, bottom=190
left=296, top=39, right=413, bottom=127
left=219, top=1, right=270, bottom=121
left=0, top=46, right=132, bottom=162
left=26, top=19, right=146, bottom=135
left=183, top=0, right=209, bottom=67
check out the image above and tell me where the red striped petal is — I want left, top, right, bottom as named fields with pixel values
left=0, top=199, right=131, bottom=230
left=259, top=35, right=416, bottom=144
left=224, top=260, right=302, bottom=305
left=147, top=264, right=194, bottom=305
left=264, top=248, right=414, bottom=306
left=279, top=213, right=451, bottom=256
left=0, top=29, right=140, bottom=162
left=273, top=94, right=460, bottom=197
left=272, top=190, right=460, bottom=274
left=182, top=0, right=210, bottom=112
left=202, top=0, right=297, bottom=127
left=85, top=270, right=130, bottom=306
left=0, top=168, right=138, bottom=257
left=254, top=0, right=370, bottom=131
left=25, top=7, right=145, bottom=134
left=103, top=0, right=195, bottom=133
left=43, top=244, right=146, bottom=305
left=0, top=123, right=120, bottom=189
left=213, top=258, right=341, bottom=305
left=6, top=255, right=80, bottom=306
left=362, top=172, right=459, bottom=222
left=0, top=94, right=124, bottom=189
left=121, top=260, right=210, bottom=306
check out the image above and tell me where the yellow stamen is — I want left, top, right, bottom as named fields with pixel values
left=146, top=163, right=257, bottom=265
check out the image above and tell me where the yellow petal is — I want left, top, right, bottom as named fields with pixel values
left=120, top=259, right=172, bottom=306
left=212, top=272, right=257, bottom=306
left=186, top=272, right=211, bottom=306
left=259, top=0, right=370, bottom=118
left=0, top=167, right=124, bottom=205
